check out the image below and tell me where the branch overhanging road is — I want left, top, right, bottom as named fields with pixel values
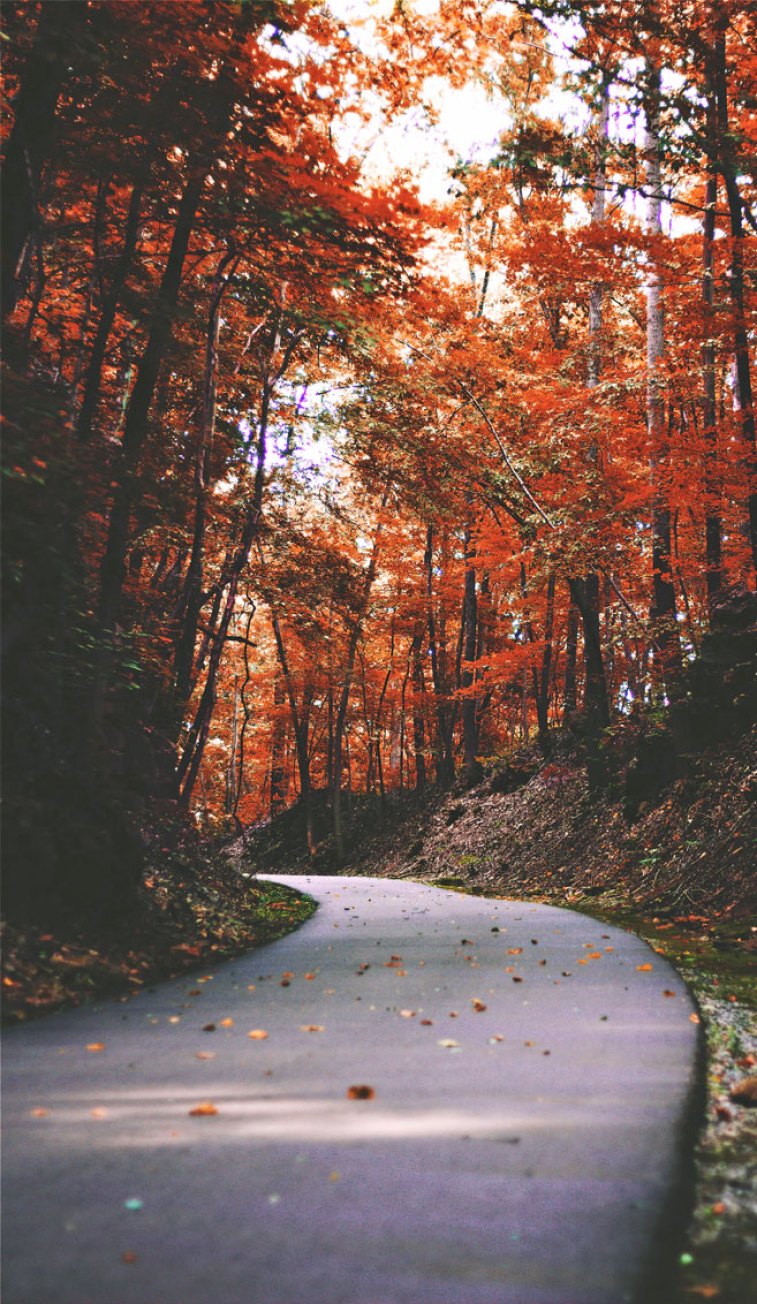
left=2, top=876, right=701, bottom=1304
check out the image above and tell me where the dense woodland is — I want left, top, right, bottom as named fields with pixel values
left=2, top=0, right=755, bottom=921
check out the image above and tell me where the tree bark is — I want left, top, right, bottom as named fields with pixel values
left=460, top=523, right=480, bottom=775
left=333, top=506, right=386, bottom=863
left=1, top=2, right=83, bottom=318
left=645, top=58, right=682, bottom=681
left=76, top=181, right=145, bottom=442
left=424, top=525, right=454, bottom=786
left=711, top=21, right=757, bottom=574
left=411, top=628, right=427, bottom=792
left=173, top=250, right=237, bottom=708
left=270, top=668, right=288, bottom=820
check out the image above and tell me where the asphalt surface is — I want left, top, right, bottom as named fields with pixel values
left=2, top=875, right=701, bottom=1304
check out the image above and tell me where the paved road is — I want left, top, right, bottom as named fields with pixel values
left=2, top=876, right=701, bottom=1304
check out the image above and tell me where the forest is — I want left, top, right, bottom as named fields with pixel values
left=2, top=0, right=755, bottom=917
left=2, top=6, right=756, bottom=1300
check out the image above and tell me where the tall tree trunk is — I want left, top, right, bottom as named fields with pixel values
left=174, top=357, right=274, bottom=808
left=333, top=506, right=386, bottom=864
left=537, top=573, right=556, bottom=751
left=460, top=522, right=480, bottom=777
left=225, top=674, right=240, bottom=815
left=411, top=628, right=427, bottom=792
left=568, top=575, right=610, bottom=787
left=563, top=594, right=579, bottom=720
left=1, top=2, right=83, bottom=318
left=711, top=20, right=757, bottom=574
left=701, top=122, right=722, bottom=609
left=96, top=167, right=205, bottom=639
left=267, top=607, right=315, bottom=853
left=76, top=181, right=145, bottom=442
left=645, top=58, right=682, bottom=681
left=568, top=83, right=612, bottom=790
left=270, top=668, right=287, bottom=820
left=424, top=525, right=454, bottom=786
left=173, top=250, right=237, bottom=709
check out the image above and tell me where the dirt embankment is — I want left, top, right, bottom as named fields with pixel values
left=345, top=729, right=755, bottom=924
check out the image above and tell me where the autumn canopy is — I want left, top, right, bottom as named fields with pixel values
left=2, top=0, right=755, bottom=913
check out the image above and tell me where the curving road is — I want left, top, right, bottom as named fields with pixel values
left=2, top=876, right=701, bottom=1304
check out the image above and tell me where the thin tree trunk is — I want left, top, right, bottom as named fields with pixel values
left=267, top=608, right=315, bottom=852
left=460, top=522, right=479, bottom=776
left=711, top=21, right=757, bottom=573
left=411, top=629, right=427, bottom=792
left=173, top=249, right=237, bottom=708
left=333, top=503, right=387, bottom=863
left=701, top=132, right=722, bottom=608
left=270, top=668, right=288, bottom=820
left=424, top=525, right=454, bottom=786
left=96, top=167, right=205, bottom=639
left=563, top=594, right=579, bottom=720
left=76, top=181, right=145, bottom=442
left=645, top=58, right=682, bottom=681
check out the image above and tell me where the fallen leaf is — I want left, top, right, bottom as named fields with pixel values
left=489, top=1034, right=504, bottom=1043
left=636, top=963, right=653, bottom=972
left=438, top=1039, right=459, bottom=1048
left=711, top=1202, right=726, bottom=1215
left=202, top=1023, right=217, bottom=1032
left=87, top=1043, right=105, bottom=1052
left=347, top=1084, right=375, bottom=1099
left=512, top=976, right=523, bottom=984
left=471, top=999, right=487, bottom=1012
left=31, top=1108, right=49, bottom=1117
left=420, top=1018, right=433, bottom=1025
left=663, top=990, right=677, bottom=997
left=195, top=1051, right=215, bottom=1060
left=248, top=1029, right=269, bottom=1039
left=90, top=1107, right=108, bottom=1119
left=587, top=952, right=602, bottom=960
left=168, top=1016, right=181, bottom=1024
left=507, top=948, right=523, bottom=955
left=685, top=1286, right=719, bottom=1298
left=729, top=1076, right=757, bottom=1106
left=189, top=1101, right=218, bottom=1116
left=121, top=1252, right=138, bottom=1264
left=689, top=1013, right=701, bottom=1024
left=329, top=1171, right=340, bottom=1181
left=399, top=1010, right=416, bottom=1018
left=300, top=1024, right=325, bottom=1032
left=219, top=1017, right=234, bottom=1028
left=305, top=974, right=316, bottom=981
